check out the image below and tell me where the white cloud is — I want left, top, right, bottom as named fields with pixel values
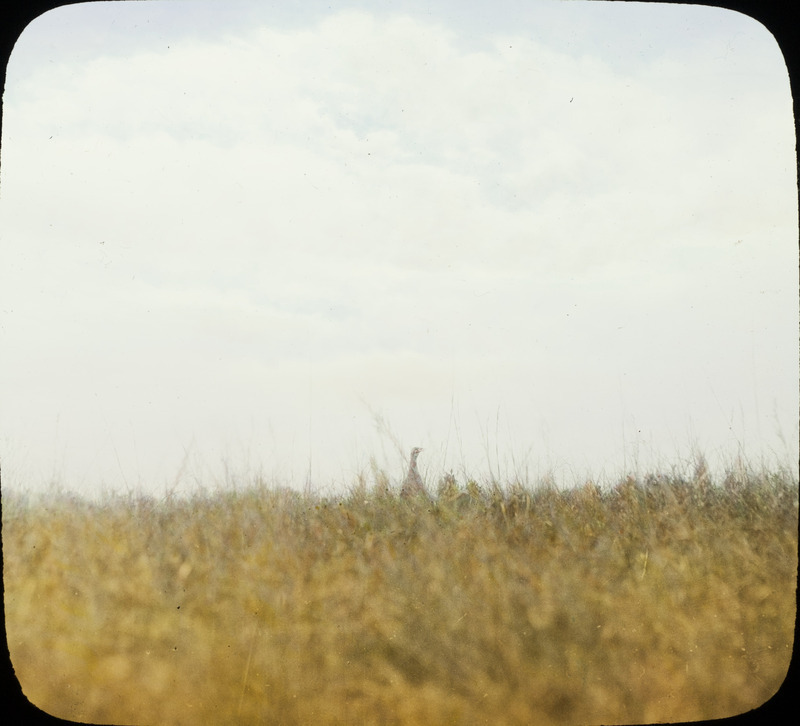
left=1, top=2, right=796, bottom=495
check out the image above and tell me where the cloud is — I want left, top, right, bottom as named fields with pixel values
left=1, top=4, right=796, bottom=493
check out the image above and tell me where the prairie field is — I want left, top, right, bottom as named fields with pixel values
left=3, top=463, right=797, bottom=725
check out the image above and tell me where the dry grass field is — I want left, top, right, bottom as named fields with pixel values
left=3, top=461, right=797, bottom=725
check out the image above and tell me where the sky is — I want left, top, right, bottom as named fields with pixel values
left=0, top=0, right=797, bottom=498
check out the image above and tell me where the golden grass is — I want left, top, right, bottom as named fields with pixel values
left=3, top=465, right=797, bottom=725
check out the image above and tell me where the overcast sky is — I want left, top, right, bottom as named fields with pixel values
left=1, top=0, right=797, bottom=498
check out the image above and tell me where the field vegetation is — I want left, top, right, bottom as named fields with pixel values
left=3, top=458, right=797, bottom=725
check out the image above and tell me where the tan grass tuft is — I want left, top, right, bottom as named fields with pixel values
left=3, top=467, right=797, bottom=724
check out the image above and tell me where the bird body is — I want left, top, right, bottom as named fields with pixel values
left=401, top=447, right=425, bottom=497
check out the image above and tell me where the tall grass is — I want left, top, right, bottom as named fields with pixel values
left=3, top=463, right=797, bottom=725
